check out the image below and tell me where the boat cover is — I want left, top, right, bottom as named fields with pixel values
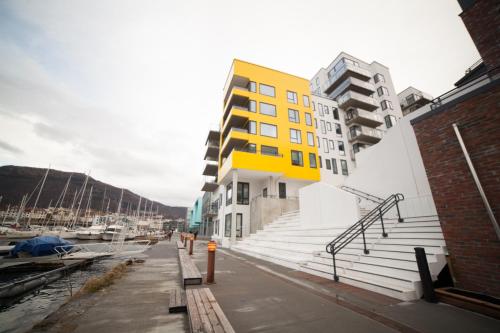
left=10, top=236, right=73, bottom=257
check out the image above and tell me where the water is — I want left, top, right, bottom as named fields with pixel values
left=0, top=239, right=123, bottom=333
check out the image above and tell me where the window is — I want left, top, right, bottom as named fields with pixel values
left=329, top=140, right=335, bottom=150
left=260, top=102, right=276, bottom=116
left=385, top=115, right=397, bottom=129
left=237, top=182, right=249, bottom=205
left=318, top=103, right=324, bottom=116
left=305, top=112, right=312, bottom=126
left=307, top=132, right=315, bottom=146
left=319, top=156, right=323, bottom=168
left=341, top=159, right=348, bottom=175
left=323, top=138, right=329, bottom=153
left=314, top=118, right=318, bottom=129
left=312, top=102, right=316, bottom=111
left=326, top=158, right=331, bottom=170
left=374, top=73, right=385, bottom=83
left=214, top=219, right=219, bottom=235
left=291, top=150, right=303, bottom=166
left=236, top=214, right=242, bottom=238
left=287, top=91, right=298, bottom=104
left=290, top=129, right=302, bottom=144
left=317, top=136, right=320, bottom=148
left=247, top=143, right=256, bottom=153
left=249, top=100, right=256, bottom=112
left=263, top=188, right=267, bottom=197
left=224, top=214, right=231, bottom=237
left=335, top=123, right=342, bottom=136
left=262, top=145, right=278, bottom=156
left=279, top=182, right=286, bottom=199
left=315, top=77, right=320, bottom=86
left=406, top=94, right=416, bottom=105
left=332, top=107, right=339, bottom=120
left=338, top=141, right=345, bottom=156
left=326, top=122, right=332, bottom=131
left=380, top=100, right=393, bottom=111
left=309, top=153, right=317, bottom=168
left=248, top=81, right=256, bottom=92
left=320, top=120, right=326, bottom=134
left=377, top=86, right=389, bottom=97
left=303, top=95, right=310, bottom=107
left=226, top=183, right=232, bottom=205
left=288, top=109, right=300, bottom=123
left=259, top=83, right=275, bottom=97
left=260, top=123, right=277, bottom=138
left=332, top=158, right=338, bottom=174
left=248, top=121, right=257, bottom=134
left=324, top=105, right=329, bottom=114
left=219, top=194, right=222, bottom=208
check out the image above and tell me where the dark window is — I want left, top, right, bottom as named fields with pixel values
left=335, top=123, right=342, bottom=136
left=224, top=214, right=231, bottom=237
left=338, top=141, right=345, bottom=156
left=247, top=143, right=256, bottom=153
left=332, top=159, right=338, bottom=174
left=248, top=81, right=256, bottom=92
left=319, top=156, right=323, bottom=168
left=374, top=73, right=385, bottom=83
left=385, top=115, right=396, bottom=128
left=236, top=213, right=243, bottom=238
left=309, top=153, right=317, bottom=168
left=341, top=159, right=348, bottom=175
left=261, top=145, right=278, bottom=156
left=226, top=182, right=232, bottom=205
left=279, top=183, right=286, bottom=199
left=263, top=188, right=267, bottom=197
left=326, top=158, right=331, bottom=170
left=237, top=182, right=249, bottom=205
left=291, top=150, right=303, bottom=166
left=332, top=107, right=339, bottom=120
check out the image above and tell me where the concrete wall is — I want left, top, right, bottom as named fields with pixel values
left=299, top=182, right=360, bottom=227
left=250, top=196, right=299, bottom=233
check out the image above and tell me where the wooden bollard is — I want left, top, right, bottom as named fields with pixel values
left=207, top=241, right=216, bottom=284
left=189, top=236, right=194, bottom=255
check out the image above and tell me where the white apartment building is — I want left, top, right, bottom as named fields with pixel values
left=397, top=86, right=433, bottom=116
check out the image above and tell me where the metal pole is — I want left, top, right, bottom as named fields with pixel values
left=395, top=200, right=404, bottom=222
left=189, top=236, right=194, bottom=255
left=453, top=123, right=500, bottom=240
left=332, top=249, right=339, bottom=282
left=379, top=208, right=388, bottom=237
left=414, top=247, right=437, bottom=303
left=360, top=221, right=369, bottom=254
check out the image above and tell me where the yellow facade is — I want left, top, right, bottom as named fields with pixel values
left=218, top=59, right=320, bottom=182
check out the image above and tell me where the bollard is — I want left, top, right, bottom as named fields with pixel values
left=184, top=235, right=188, bottom=247
left=180, top=234, right=184, bottom=242
left=189, top=236, right=194, bottom=255
left=414, top=247, right=437, bottom=303
left=207, top=241, right=216, bottom=284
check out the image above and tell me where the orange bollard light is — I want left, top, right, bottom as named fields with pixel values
left=207, top=241, right=216, bottom=284
left=189, top=236, right=194, bottom=255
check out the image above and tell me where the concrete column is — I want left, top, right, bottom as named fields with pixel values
left=267, top=176, right=274, bottom=197
left=231, top=170, right=238, bottom=245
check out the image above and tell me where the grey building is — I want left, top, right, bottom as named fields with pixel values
left=397, top=86, right=433, bottom=116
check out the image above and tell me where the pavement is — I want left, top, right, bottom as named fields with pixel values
left=31, top=237, right=500, bottom=333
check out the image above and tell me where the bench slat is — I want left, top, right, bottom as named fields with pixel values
left=204, top=289, right=235, bottom=333
left=169, top=288, right=187, bottom=313
left=199, top=288, right=224, bottom=333
left=186, top=289, right=203, bottom=332
left=186, top=288, right=235, bottom=333
left=193, top=289, right=214, bottom=333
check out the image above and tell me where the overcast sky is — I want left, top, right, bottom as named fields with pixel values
left=0, top=0, right=479, bottom=207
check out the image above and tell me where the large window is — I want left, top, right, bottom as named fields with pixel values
left=224, top=214, right=231, bottom=237
left=279, top=182, right=286, bottom=199
left=288, top=109, right=300, bottom=123
left=248, top=81, right=256, bottom=92
left=291, top=150, right=303, bottom=166
left=307, top=132, right=315, bottom=146
left=236, top=214, right=242, bottom=238
left=374, top=73, right=385, bottom=84
left=226, top=183, right=232, bottom=205
left=249, top=100, right=256, bottom=112
left=309, top=153, right=317, bottom=168
left=325, top=158, right=331, bottom=170
left=335, top=123, right=342, bottom=136
left=377, top=86, right=389, bottom=97
left=332, top=158, right=338, bottom=174
left=318, top=103, right=324, bottom=116
left=323, top=138, right=329, bottom=153
left=338, top=141, right=345, bottom=156
left=326, top=122, right=332, bottom=132
left=323, top=105, right=329, bottom=114
left=320, top=120, right=326, bottom=134
left=332, top=107, right=339, bottom=120
left=305, top=112, right=312, bottom=126
left=260, top=102, right=277, bottom=116
left=303, top=95, right=310, bottom=107
left=329, top=139, right=335, bottom=150
left=380, top=100, right=393, bottom=110
left=385, top=115, right=396, bottom=128
left=248, top=121, right=257, bottom=134
left=290, top=129, right=302, bottom=144
left=259, top=83, right=275, bottom=97
left=261, top=145, right=279, bottom=156
left=237, top=182, right=249, bottom=205
left=287, top=91, right=298, bottom=104
left=341, top=159, right=349, bottom=175
left=260, top=123, right=277, bottom=138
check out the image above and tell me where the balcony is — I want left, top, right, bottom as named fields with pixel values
left=329, top=77, right=376, bottom=100
left=337, top=91, right=379, bottom=111
left=220, top=128, right=249, bottom=158
left=204, top=130, right=220, bottom=160
left=324, top=63, right=372, bottom=95
left=221, top=107, right=250, bottom=138
left=223, top=88, right=250, bottom=122
left=201, top=176, right=218, bottom=192
left=400, top=93, right=433, bottom=111
left=202, top=161, right=218, bottom=177
left=348, top=125, right=383, bottom=144
left=223, top=67, right=250, bottom=105
left=345, top=108, right=383, bottom=127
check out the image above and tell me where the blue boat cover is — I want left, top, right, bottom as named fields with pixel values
left=10, top=236, right=73, bottom=257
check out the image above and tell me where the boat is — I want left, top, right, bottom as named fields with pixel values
left=10, top=235, right=73, bottom=257
left=101, top=224, right=124, bottom=241
left=76, top=224, right=106, bottom=240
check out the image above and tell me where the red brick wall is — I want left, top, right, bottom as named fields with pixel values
left=412, top=83, right=500, bottom=297
left=460, top=0, right=500, bottom=70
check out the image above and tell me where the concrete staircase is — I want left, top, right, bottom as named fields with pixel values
left=231, top=211, right=447, bottom=301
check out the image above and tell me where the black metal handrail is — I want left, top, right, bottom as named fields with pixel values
left=341, top=186, right=384, bottom=204
left=326, top=193, right=404, bottom=282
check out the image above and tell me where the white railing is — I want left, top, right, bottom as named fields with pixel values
left=54, top=240, right=151, bottom=257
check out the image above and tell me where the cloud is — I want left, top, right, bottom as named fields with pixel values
left=0, top=140, right=23, bottom=154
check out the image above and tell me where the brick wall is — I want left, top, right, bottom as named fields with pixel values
left=412, top=82, right=500, bottom=297
left=460, top=0, right=500, bottom=70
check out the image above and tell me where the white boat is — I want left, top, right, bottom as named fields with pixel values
left=101, top=224, right=124, bottom=241
left=5, top=229, right=41, bottom=239
left=41, top=227, right=79, bottom=239
left=77, top=224, right=105, bottom=240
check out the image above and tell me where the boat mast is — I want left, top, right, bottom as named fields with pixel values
left=55, top=174, right=72, bottom=227
left=2, top=204, right=10, bottom=226
left=101, top=187, right=107, bottom=213
left=27, top=166, right=50, bottom=227
left=72, top=172, right=90, bottom=229
left=14, top=194, right=27, bottom=225
left=84, top=185, right=93, bottom=227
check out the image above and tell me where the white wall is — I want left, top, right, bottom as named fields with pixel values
left=299, top=182, right=360, bottom=227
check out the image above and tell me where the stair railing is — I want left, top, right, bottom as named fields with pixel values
left=326, top=193, right=404, bottom=282
left=340, top=186, right=384, bottom=204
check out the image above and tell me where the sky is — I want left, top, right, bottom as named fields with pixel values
left=0, top=0, right=480, bottom=207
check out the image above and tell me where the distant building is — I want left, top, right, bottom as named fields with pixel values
left=188, top=197, right=202, bottom=231
left=398, top=87, right=433, bottom=116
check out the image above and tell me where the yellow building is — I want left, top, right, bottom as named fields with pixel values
left=202, top=59, right=320, bottom=245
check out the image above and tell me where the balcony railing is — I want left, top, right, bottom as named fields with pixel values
left=324, top=63, right=372, bottom=95
left=345, top=108, right=383, bottom=127
left=201, top=176, right=218, bottom=192
left=348, top=126, right=383, bottom=144
left=329, top=77, right=375, bottom=100
left=337, top=91, right=378, bottom=111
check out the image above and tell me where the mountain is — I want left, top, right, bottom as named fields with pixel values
left=0, top=165, right=187, bottom=219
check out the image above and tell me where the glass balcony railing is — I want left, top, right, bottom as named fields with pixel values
left=337, top=91, right=378, bottom=111
left=324, top=63, right=372, bottom=94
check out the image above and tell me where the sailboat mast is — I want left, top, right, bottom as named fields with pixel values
left=84, top=185, right=93, bottom=227
left=27, top=166, right=50, bottom=226
left=72, top=172, right=90, bottom=228
left=101, top=187, right=107, bottom=213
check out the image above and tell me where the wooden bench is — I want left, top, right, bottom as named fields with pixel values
left=169, top=288, right=187, bottom=313
left=179, top=249, right=202, bottom=287
left=177, top=240, right=186, bottom=249
left=186, top=288, right=235, bottom=333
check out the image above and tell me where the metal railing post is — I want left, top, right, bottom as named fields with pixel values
left=379, top=208, right=388, bottom=237
left=395, top=199, right=404, bottom=222
left=360, top=221, right=369, bottom=254
left=332, top=245, right=339, bottom=282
